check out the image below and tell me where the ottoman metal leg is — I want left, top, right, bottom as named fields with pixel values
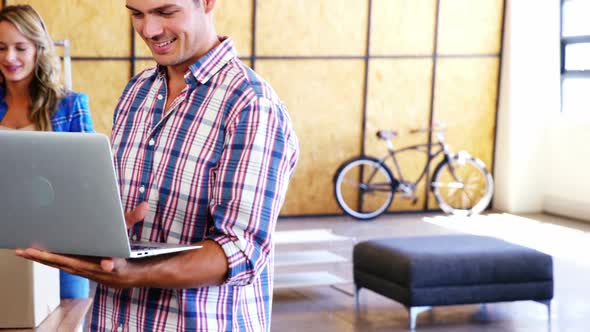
left=355, top=286, right=361, bottom=313
left=535, top=300, right=552, bottom=323
left=478, top=303, right=489, bottom=320
left=408, top=306, right=431, bottom=331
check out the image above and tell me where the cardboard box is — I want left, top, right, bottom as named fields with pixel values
left=0, top=250, right=60, bottom=328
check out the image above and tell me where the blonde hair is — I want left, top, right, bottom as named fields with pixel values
left=0, top=5, right=65, bottom=131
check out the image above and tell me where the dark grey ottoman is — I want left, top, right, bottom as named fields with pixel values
left=353, top=235, right=554, bottom=330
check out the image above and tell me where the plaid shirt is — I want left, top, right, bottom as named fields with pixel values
left=89, top=38, right=299, bottom=331
left=0, top=87, right=94, bottom=132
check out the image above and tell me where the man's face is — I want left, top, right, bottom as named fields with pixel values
left=126, top=0, right=211, bottom=70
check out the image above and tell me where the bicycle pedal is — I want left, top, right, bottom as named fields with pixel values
left=401, top=194, right=418, bottom=204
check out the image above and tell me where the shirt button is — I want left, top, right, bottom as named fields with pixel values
left=157, top=94, right=163, bottom=101
left=139, top=186, right=145, bottom=193
left=149, top=139, right=155, bottom=146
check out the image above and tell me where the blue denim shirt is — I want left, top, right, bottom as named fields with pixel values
left=0, top=86, right=94, bottom=132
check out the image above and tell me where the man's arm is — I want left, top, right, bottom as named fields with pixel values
left=206, top=97, right=298, bottom=287
left=16, top=240, right=226, bottom=289
left=16, top=203, right=229, bottom=289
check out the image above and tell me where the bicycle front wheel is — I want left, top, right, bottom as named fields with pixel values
left=334, top=157, right=396, bottom=220
left=431, top=154, right=494, bottom=216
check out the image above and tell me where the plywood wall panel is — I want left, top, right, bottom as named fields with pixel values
left=255, top=60, right=365, bottom=215
left=216, top=0, right=252, bottom=57
left=0, top=0, right=503, bottom=216
left=371, top=0, right=437, bottom=55
left=366, top=59, right=433, bottom=211
left=241, top=59, right=252, bottom=69
left=72, top=61, right=131, bottom=136
left=257, top=0, right=368, bottom=56
left=428, top=58, right=499, bottom=209
left=10, top=0, right=131, bottom=57
left=437, top=0, right=504, bottom=54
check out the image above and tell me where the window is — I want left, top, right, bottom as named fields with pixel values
left=561, top=0, right=590, bottom=116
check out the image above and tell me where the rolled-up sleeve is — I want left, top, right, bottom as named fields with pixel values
left=208, top=97, right=298, bottom=286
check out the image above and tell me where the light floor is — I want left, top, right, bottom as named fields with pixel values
left=271, top=212, right=590, bottom=332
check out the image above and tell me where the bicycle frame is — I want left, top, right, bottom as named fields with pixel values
left=373, top=132, right=453, bottom=193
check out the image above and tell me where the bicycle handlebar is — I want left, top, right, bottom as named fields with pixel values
left=377, top=123, right=446, bottom=141
left=409, top=122, right=447, bottom=134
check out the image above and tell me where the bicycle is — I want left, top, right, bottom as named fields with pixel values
left=333, top=124, right=494, bottom=220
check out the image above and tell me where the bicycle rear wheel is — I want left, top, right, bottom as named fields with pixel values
left=431, top=154, right=494, bottom=216
left=334, top=157, right=396, bottom=220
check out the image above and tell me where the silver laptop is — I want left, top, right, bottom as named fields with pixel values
left=0, top=131, right=202, bottom=258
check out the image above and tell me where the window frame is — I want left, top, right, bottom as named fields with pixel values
left=560, top=0, right=590, bottom=114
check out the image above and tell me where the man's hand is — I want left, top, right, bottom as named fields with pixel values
left=124, top=201, right=150, bottom=230
left=15, top=202, right=151, bottom=289
left=15, top=248, right=138, bottom=288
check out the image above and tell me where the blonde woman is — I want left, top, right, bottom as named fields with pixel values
left=0, top=4, right=92, bottom=132
left=0, top=4, right=92, bottom=298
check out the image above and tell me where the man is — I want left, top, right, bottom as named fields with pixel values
left=16, top=0, right=299, bottom=330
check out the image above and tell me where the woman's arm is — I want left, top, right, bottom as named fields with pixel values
left=56, top=92, right=94, bottom=133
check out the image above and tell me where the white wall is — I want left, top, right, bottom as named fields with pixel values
left=495, top=0, right=590, bottom=221
left=543, top=120, right=590, bottom=221
left=494, top=0, right=559, bottom=212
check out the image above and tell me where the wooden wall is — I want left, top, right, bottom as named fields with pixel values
left=2, top=0, right=505, bottom=216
